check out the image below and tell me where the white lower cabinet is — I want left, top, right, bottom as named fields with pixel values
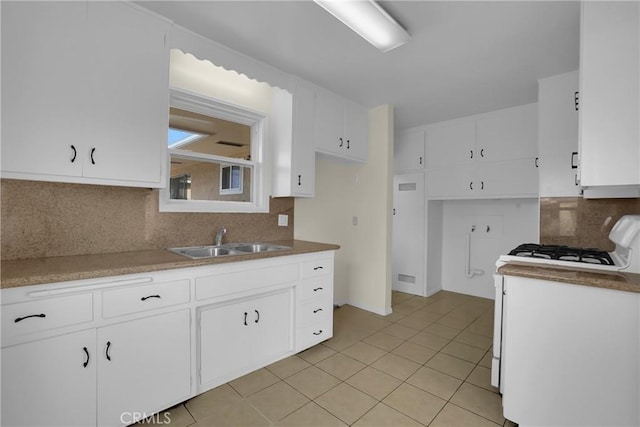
left=0, top=251, right=335, bottom=426
left=199, top=288, right=293, bottom=388
left=1, top=329, right=97, bottom=427
left=97, top=309, right=192, bottom=426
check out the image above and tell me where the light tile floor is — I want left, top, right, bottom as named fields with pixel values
left=139, top=291, right=515, bottom=427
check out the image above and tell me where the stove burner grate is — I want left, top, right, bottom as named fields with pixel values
left=508, top=244, right=615, bottom=266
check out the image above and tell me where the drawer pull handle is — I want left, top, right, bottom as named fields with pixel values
left=244, top=312, right=248, bottom=326
left=313, top=330, right=323, bottom=335
left=105, top=341, right=112, bottom=361
left=339, top=137, right=344, bottom=148
left=70, top=145, right=77, bottom=163
left=313, top=287, right=323, bottom=292
left=140, top=294, right=161, bottom=301
left=313, top=308, right=323, bottom=313
left=14, top=313, right=46, bottom=323
left=255, top=310, right=260, bottom=323
left=313, top=266, right=324, bottom=271
left=90, top=147, right=96, bottom=165
left=83, top=347, right=90, bottom=368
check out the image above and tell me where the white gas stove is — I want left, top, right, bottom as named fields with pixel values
left=492, top=214, right=640, bottom=394
left=496, top=214, right=640, bottom=274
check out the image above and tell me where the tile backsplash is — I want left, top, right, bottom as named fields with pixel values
left=540, top=197, right=640, bottom=251
left=1, top=180, right=294, bottom=260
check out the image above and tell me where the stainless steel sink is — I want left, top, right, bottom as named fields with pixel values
left=234, top=243, right=292, bottom=253
left=168, top=243, right=292, bottom=259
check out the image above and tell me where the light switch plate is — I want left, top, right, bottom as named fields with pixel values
left=278, top=214, right=288, bottom=227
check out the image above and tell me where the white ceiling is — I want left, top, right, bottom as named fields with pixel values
left=141, top=1, right=580, bottom=130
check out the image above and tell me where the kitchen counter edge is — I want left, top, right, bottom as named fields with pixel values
left=498, top=262, right=640, bottom=293
left=0, top=240, right=340, bottom=289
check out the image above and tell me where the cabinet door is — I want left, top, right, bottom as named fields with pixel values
left=392, top=173, right=425, bottom=295
left=315, top=89, right=345, bottom=156
left=427, top=165, right=475, bottom=199
left=199, top=289, right=293, bottom=387
left=97, top=309, right=191, bottom=426
left=292, top=83, right=317, bottom=197
left=394, top=130, right=425, bottom=172
left=538, top=71, right=581, bottom=197
left=477, top=158, right=538, bottom=197
left=85, top=2, right=169, bottom=186
left=344, top=99, right=368, bottom=161
left=426, top=120, right=476, bottom=168
left=1, top=329, right=96, bottom=427
left=1, top=1, right=87, bottom=178
left=579, top=1, right=640, bottom=187
left=476, top=103, right=538, bottom=163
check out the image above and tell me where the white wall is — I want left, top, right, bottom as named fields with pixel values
left=440, top=198, right=539, bottom=299
left=295, top=105, right=394, bottom=315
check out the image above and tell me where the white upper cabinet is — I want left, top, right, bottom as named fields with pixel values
left=1, top=2, right=88, bottom=179
left=394, top=130, right=425, bottom=172
left=476, top=103, right=538, bottom=162
left=85, top=2, right=169, bottom=186
left=426, top=121, right=476, bottom=168
left=579, top=1, right=640, bottom=189
left=271, top=81, right=316, bottom=198
left=425, top=103, right=538, bottom=199
left=1, top=1, right=170, bottom=188
left=538, top=70, right=582, bottom=197
left=315, top=88, right=368, bottom=162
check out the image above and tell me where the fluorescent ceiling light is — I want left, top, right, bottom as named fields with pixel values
left=314, top=0, right=410, bottom=52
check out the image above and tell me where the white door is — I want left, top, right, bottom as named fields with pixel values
left=476, top=104, right=538, bottom=163
left=97, top=309, right=191, bottom=426
left=579, top=1, right=640, bottom=187
left=477, top=158, right=539, bottom=197
left=1, top=1, right=88, bottom=178
left=392, top=173, right=425, bottom=296
left=315, top=89, right=345, bottom=156
left=427, top=165, right=475, bottom=199
left=538, top=71, right=581, bottom=197
left=292, top=82, right=317, bottom=197
left=199, top=289, right=293, bottom=387
left=85, top=1, right=169, bottom=186
left=426, top=120, right=476, bottom=168
left=1, top=329, right=96, bottom=427
left=394, top=130, right=425, bottom=172
left=344, top=99, right=368, bottom=161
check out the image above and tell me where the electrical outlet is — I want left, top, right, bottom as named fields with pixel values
left=278, top=214, right=288, bottom=227
left=352, top=216, right=358, bottom=226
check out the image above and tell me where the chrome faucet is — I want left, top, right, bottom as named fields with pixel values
left=215, top=227, right=227, bottom=246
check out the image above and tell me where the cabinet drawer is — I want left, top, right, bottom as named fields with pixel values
left=2, top=293, right=93, bottom=339
left=301, top=258, right=333, bottom=279
left=299, top=297, right=333, bottom=325
left=102, top=280, right=190, bottom=318
left=297, top=319, right=333, bottom=350
left=299, top=278, right=332, bottom=301
left=196, top=263, right=298, bottom=301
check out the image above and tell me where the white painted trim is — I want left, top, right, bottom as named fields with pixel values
left=345, top=300, right=392, bottom=316
left=160, top=88, right=270, bottom=213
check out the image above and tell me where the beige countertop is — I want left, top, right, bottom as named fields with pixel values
left=0, top=240, right=340, bottom=289
left=498, top=262, right=640, bottom=293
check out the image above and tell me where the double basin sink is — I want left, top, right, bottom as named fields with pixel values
left=168, top=243, right=293, bottom=259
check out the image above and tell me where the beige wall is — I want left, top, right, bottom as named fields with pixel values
left=295, top=105, right=394, bottom=315
left=170, top=50, right=274, bottom=114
